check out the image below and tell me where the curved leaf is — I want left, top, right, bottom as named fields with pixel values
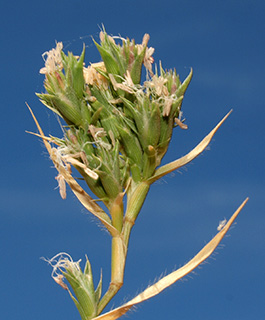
left=93, top=198, right=248, bottom=320
left=147, top=110, right=232, bottom=184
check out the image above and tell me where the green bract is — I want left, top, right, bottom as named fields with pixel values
left=63, top=257, right=102, bottom=320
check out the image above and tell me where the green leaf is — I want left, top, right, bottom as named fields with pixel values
left=63, top=270, right=96, bottom=319
left=94, top=40, right=120, bottom=76
left=97, top=170, right=121, bottom=200
left=118, top=126, right=143, bottom=167
left=130, top=46, right=146, bottom=84
left=176, top=68, right=193, bottom=97
left=146, top=103, right=161, bottom=147
left=94, top=271, right=103, bottom=304
left=72, top=45, right=86, bottom=98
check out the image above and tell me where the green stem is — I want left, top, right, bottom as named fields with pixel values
left=97, top=182, right=150, bottom=315
left=98, top=195, right=126, bottom=314
left=123, top=181, right=150, bottom=247
left=98, top=234, right=127, bottom=314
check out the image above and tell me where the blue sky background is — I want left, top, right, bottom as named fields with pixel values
left=1, top=1, right=264, bottom=319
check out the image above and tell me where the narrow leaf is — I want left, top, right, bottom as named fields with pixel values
left=147, top=110, right=232, bottom=184
left=67, top=290, right=88, bottom=320
left=176, top=68, right=193, bottom=97
left=94, top=271, right=103, bottom=304
left=93, top=198, right=248, bottom=320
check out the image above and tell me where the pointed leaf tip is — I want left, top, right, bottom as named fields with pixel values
left=92, top=198, right=248, bottom=320
left=147, top=110, right=233, bottom=184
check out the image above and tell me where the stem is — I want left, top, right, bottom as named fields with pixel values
left=110, top=193, right=124, bottom=232
left=123, top=181, right=150, bottom=247
left=97, top=281, right=122, bottom=315
left=98, top=235, right=127, bottom=314
left=97, top=182, right=150, bottom=315
left=98, top=195, right=126, bottom=314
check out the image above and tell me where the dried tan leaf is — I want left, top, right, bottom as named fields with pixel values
left=25, top=131, right=61, bottom=145
left=93, top=198, right=248, bottom=320
left=148, top=110, right=233, bottom=184
left=27, top=104, right=118, bottom=237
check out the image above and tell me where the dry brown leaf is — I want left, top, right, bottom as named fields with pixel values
left=148, top=110, right=233, bottom=184
left=93, top=197, right=248, bottom=320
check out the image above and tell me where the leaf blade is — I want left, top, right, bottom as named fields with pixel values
left=147, top=110, right=233, bottom=184
left=93, top=197, right=248, bottom=320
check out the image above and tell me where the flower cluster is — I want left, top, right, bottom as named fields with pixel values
left=37, top=30, right=192, bottom=209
